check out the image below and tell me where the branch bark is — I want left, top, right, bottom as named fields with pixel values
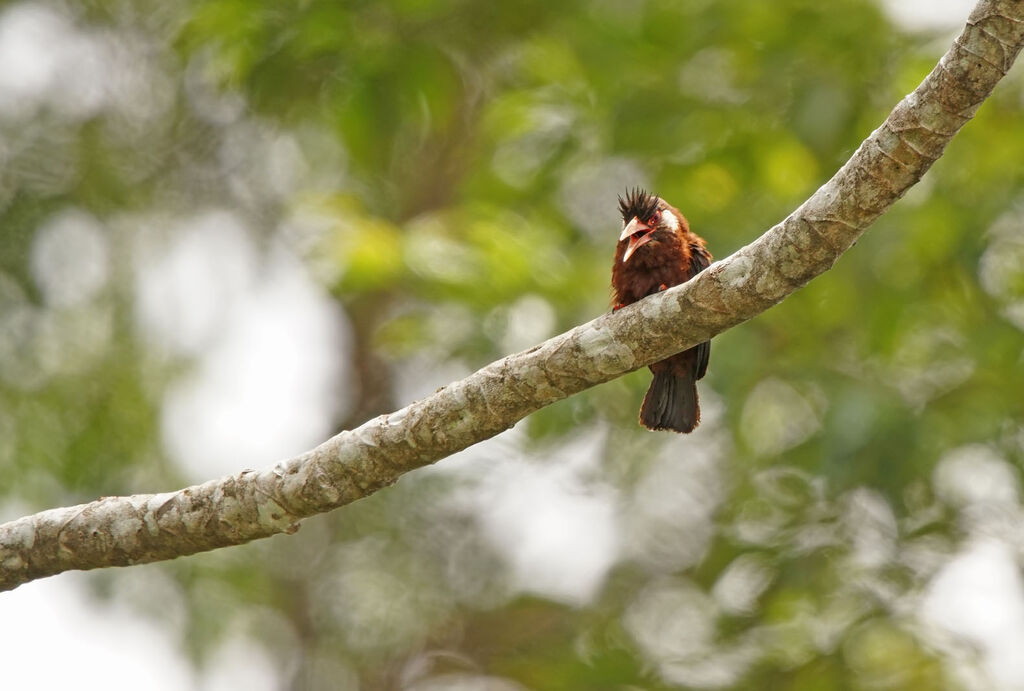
left=3, top=0, right=1023, bottom=592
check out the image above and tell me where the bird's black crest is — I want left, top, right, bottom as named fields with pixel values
left=618, top=187, right=660, bottom=223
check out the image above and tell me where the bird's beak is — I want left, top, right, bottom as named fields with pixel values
left=619, top=217, right=647, bottom=242
left=620, top=217, right=654, bottom=263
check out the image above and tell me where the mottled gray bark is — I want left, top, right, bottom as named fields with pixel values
left=2, top=0, right=1022, bottom=592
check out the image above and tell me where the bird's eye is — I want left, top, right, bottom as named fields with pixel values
left=648, top=213, right=660, bottom=226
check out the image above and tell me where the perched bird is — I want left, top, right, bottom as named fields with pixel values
left=612, top=188, right=712, bottom=433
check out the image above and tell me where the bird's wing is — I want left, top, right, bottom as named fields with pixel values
left=688, top=241, right=712, bottom=380
left=688, top=241, right=712, bottom=277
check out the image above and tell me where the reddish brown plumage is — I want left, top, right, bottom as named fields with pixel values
left=612, top=189, right=712, bottom=433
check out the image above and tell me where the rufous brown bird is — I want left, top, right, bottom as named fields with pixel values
left=612, top=188, right=712, bottom=433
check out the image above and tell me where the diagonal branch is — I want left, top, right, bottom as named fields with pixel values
left=2, top=0, right=1023, bottom=592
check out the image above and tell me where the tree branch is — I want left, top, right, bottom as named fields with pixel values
left=2, top=0, right=1022, bottom=592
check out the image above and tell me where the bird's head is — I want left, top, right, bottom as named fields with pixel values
left=617, top=187, right=685, bottom=263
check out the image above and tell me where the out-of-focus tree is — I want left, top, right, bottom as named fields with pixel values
left=2, top=0, right=1023, bottom=688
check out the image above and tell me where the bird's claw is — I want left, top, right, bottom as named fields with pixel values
left=658, top=283, right=668, bottom=292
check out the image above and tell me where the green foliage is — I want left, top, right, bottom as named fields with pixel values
left=3, top=0, right=1024, bottom=688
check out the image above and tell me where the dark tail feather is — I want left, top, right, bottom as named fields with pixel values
left=639, top=371, right=700, bottom=433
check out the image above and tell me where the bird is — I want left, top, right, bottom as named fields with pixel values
left=611, top=188, right=712, bottom=433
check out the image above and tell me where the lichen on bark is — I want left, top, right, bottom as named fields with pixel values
left=2, top=0, right=1023, bottom=592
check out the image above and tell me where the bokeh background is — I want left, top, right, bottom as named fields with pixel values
left=2, top=0, right=1024, bottom=688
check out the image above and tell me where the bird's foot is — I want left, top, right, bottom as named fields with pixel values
left=658, top=283, right=668, bottom=292
left=613, top=303, right=625, bottom=312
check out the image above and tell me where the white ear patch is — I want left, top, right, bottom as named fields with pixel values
left=661, top=210, right=679, bottom=231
